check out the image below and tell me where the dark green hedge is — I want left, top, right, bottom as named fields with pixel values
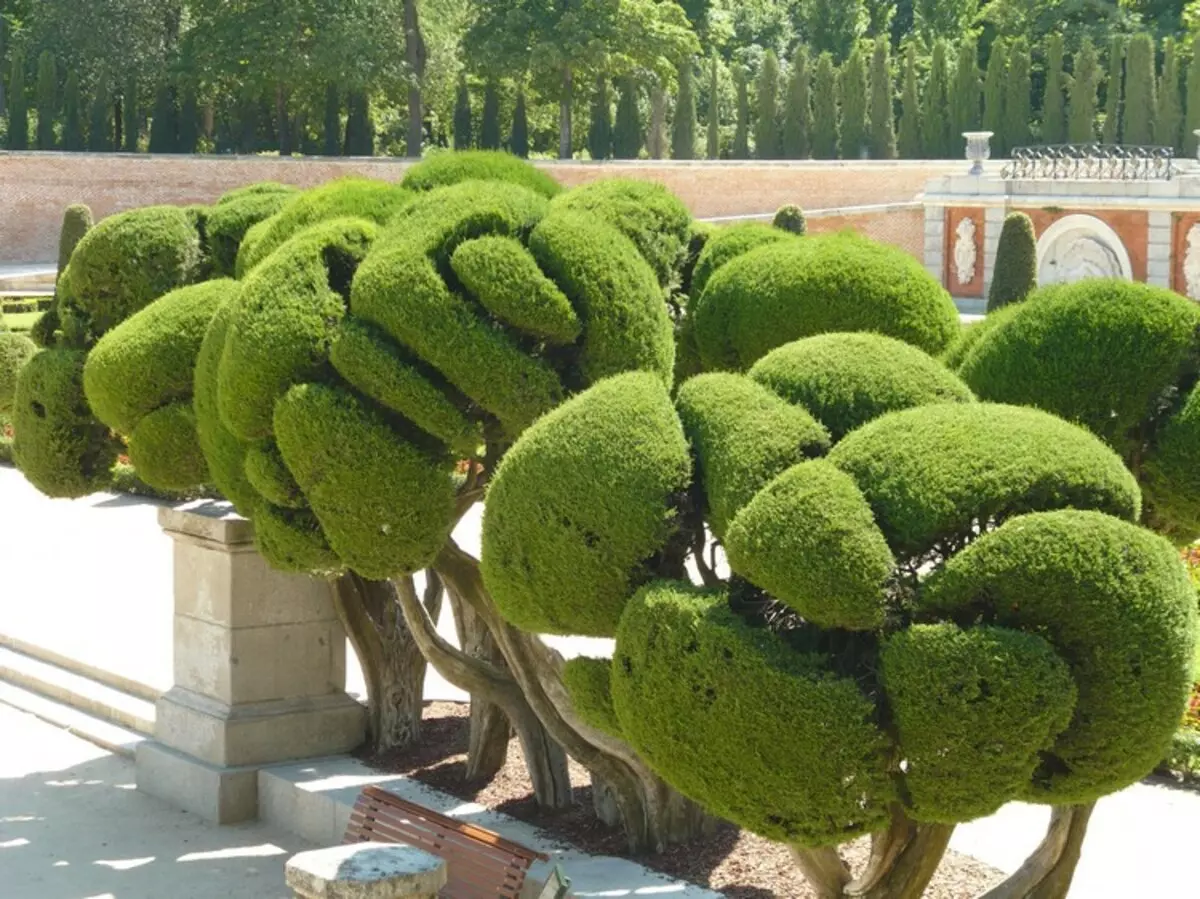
left=126, top=401, right=209, bottom=491
left=923, top=510, right=1198, bottom=804
left=693, top=232, right=959, bottom=371
left=243, top=440, right=306, bottom=509
left=562, top=657, right=623, bottom=739
left=0, top=332, right=38, bottom=414
left=481, top=372, right=691, bottom=637
left=611, top=580, right=894, bottom=846
left=401, top=150, right=561, bottom=198
left=252, top=503, right=344, bottom=576
left=749, top=332, right=975, bottom=441
left=829, top=403, right=1141, bottom=558
left=986, top=212, right=1037, bottom=312
left=206, top=184, right=299, bottom=277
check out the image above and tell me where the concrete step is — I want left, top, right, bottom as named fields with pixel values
left=0, top=633, right=160, bottom=703
left=0, top=679, right=146, bottom=759
left=0, top=645, right=156, bottom=736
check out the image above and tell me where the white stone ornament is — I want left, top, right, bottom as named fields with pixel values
left=1184, top=223, right=1200, bottom=301
left=1036, top=214, right=1133, bottom=286
left=954, top=217, right=978, bottom=285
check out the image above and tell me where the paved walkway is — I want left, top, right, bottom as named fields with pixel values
left=0, top=703, right=311, bottom=899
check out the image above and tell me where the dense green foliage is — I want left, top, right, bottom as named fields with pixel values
left=772, top=205, right=806, bottom=235
left=1125, top=33, right=1157, bottom=145
left=1042, top=34, right=1066, bottom=143
left=782, top=45, right=810, bottom=159
left=562, top=657, right=623, bottom=738
left=837, top=44, right=867, bottom=160
left=56, top=205, right=94, bottom=280
left=401, top=150, right=561, bottom=198
left=205, top=184, right=298, bottom=277
left=754, top=50, right=781, bottom=158
left=0, top=332, right=39, bottom=413
left=868, top=37, right=895, bottom=160
left=689, top=222, right=793, bottom=301
left=1069, top=38, right=1100, bottom=143
left=986, top=212, right=1038, bottom=312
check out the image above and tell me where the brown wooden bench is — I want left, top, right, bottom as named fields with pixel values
left=344, top=785, right=552, bottom=899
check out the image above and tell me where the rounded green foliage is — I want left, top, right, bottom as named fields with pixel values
left=923, top=511, right=1198, bottom=803
left=0, top=332, right=39, bottom=413
left=611, top=580, right=895, bottom=846
left=206, top=185, right=299, bottom=277
left=772, top=204, right=807, bottom=235
left=12, top=349, right=118, bottom=498
left=548, top=179, right=692, bottom=287
left=986, top=212, right=1037, bottom=312
left=881, top=623, right=1077, bottom=823
left=940, top=304, right=1021, bottom=371
left=400, top=150, right=561, bottom=198
left=219, top=218, right=377, bottom=441
left=243, top=441, right=305, bottom=509
left=562, top=657, right=623, bottom=739
left=693, top=233, right=959, bottom=371
left=749, top=333, right=975, bottom=441
left=689, top=222, right=793, bottom=302
left=1142, top=379, right=1200, bottom=540
left=56, top=204, right=94, bottom=277
left=236, top=178, right=409, bottom=276
left=675, top=373, right=830, bottom=538
left=253, top=504, right=344, bottom=576
left=725, top=460, right=894, bottom=631
left=59, top=205, right=204, bottom=337
left=126, top=402, right=209, bottom=491
left=481, top=373, right=692, bottom=637
left=828, top=403, right=1141, bottom=558
left=679, top=220, right=715, bottom=302
left=84, top=280, right=231, bottom=436
left=958, top=280, right=1200, bottom=458
left=273, top=383, right=456, bottom=580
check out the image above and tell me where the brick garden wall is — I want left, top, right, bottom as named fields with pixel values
left=0, top=151, right=961, bottom=263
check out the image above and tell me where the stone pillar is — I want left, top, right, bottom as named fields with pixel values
left=924, top=205, right=946, bottom=285
left=287, top=843, right=447, bottom=899
left=137, top=501, right=365, bottom=824
left=1148, top=210, right=1173, bottom=288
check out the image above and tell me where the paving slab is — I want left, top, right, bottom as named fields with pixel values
left=0, top=702, right=313, bottom=899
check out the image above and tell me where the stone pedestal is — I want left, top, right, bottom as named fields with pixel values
left=286, top=843, right=447, bottom=899
left=137, top=500, right=365, bottom=824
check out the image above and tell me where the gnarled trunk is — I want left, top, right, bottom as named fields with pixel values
left=447, top=586, right=511, bottom=780
left=977, top=803, right=1095, bottom=899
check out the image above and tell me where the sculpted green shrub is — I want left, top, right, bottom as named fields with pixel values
left=689, top=222, right=794, bottom=300
left=987, top=212, right=1038, bottom=312
left=0, top=332, right=39, bottom=413
left=692, top=232, right=959, bottom=371
left=772, top=204, right=807, bottom=234
left=401, top=149, right=561, bottom=198
left=56, top=204, right=94, bottom=279
left=205, top=183, right=299, bottom=277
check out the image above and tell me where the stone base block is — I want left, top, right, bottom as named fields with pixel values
left=136, top=740, right=259, bottom=824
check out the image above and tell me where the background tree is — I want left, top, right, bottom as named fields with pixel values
left=1003, top=38, right=1032, bottom=152
left=613, top=75, right=642, bottom=159
left=62, top=71, right=83, bottom=151
left=706, top=53, right=720, bottom=158
left=35, top=50, right=56, bottom=150
left=868, top=36, right=895, bottom=159
left=480, top=81, right=501, bottom=150
left=950, top=37, right=981, bottom=144
left=1124, top=33, right=1157, bottom=145
left=588, top=76, right=613, bottom=160
left=733, top=66, right=750, bottom=158
left=178, top=81, right=198, bottom=153
left=754, top=49, right=781, bottom=158
left=672, top=60, right=697, bottom=159
left=87, top=71, right=112, bottom=152
left=1042, top=34, right=1067, bottom=144
left=913, top=0, right=981, bottom=45
left=1069, top=38, right=1101, bottom=143
left=983, top=39, right=1007, bottom=153
left=811, top=51, right=838, bottom=159
left=795, top=0, right=866, bottom=62
left=782, top=44, right=811, bottom=159
left=1155, top=36, right=1182, bottom=151
left=344, top=91, right=374, bottom=156
left=404, top=0, right=427, bottom=158
left=122, top=75, right=138, bottom=152
left=922, top=40, right=950, bottom=158
left=510, top=88, right=529, bottom=157
left=1102, top=35, right=1125, bottom=144
left=7, top=48, right=28, bottom=151
left=453, top=75, right=473, bottom=150
left=987, top=212, right=1038, bottom=312
left=647, top=83, right=668, bottom=159
left=323, top=84, right=340, bottom=156
left=898, top=43, right=921, bottom=158
left=1188, top=37, right=1200, bottom=155
left=148, top=81, right=178, bottom=153
left=838, top=44, right=868, bottom=160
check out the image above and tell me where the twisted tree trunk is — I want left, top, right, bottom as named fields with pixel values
left=447, top=587, right=511, bottom=780
left=977, top=803, right=1095, bottom=899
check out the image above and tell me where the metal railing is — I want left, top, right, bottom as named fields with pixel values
left=1001, top=144, right=1175, bottom=181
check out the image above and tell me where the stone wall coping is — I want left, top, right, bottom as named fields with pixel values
left=286, top=842, right=447, bottom=899
left=923, top=191, right=1200, bottom=212
left=159, top=501, right=254, bottom=546
left=704, top=201, right=923, bottom=223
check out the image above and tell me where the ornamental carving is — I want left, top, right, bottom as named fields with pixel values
left=954, top=217, right=978, bottom=285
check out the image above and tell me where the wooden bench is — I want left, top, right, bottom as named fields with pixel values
left=344, top=785, right=556, bottom=899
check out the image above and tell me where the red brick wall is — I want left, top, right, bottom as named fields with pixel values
left=806, top=205, right=926, bottom=261
left=0, top=151, right=960, bottom=262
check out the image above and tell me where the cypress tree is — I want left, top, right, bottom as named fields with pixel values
left=7, top=49, right=28, bottom=150
left=988, top=212, right=1038, bottom=313
left=782, top=44, right=811, bottom=159
left=510, top=89, right=529, bottom=158
left=35, top=51, right=57, bottom=150
left=839, top=45, right=868, bottom=159
left=1155, top=37, right=1182, bottom=152
left=1102, top=35, right=1125, bottom=144
left=1187, top=37, right=1200, bottom=156
left=1124, top=34, right=1156, bottom=146
left=706, top=54, right=720, bottom=159
left=481, top=81, right=501, bottom=150
left=1003, top=39, right=1032, bottom=152
left=868, top=36, right=895, bottom=159
left=453, top=76, right=472, bottom=150
left=588, top=75, right=613, bottom=160
left=323, top=84, right=340, bottom=156
left=898, top=43, right=921, bottom=159
left=1042, top=34, right=1066, bottom=144
left=62, top=72, right=82, bottom=151
left=613, top=76, right=642, bottom=159
left=148, top=82, right=179, bottom=153
left=123, top=76, right=139, bottom=152
left=733, top=67, right=750, bottom=159
left=922, top=40, right=950, bottom=158
left=178, top=83, right=198, bottom=153
left=951, top=37, right=981, bottom=145
left=983, top=39, right=1006, bottom=154
left=1068, top=38, right=1100, bottom=144
left=672, top=59, right=697, bottom=159
left=345, top=91, right=374, bottom=156
left=754, top=50, right=781, bottom=158
left=812, top=52, right=838, bottom=159
left=87, top=72, right=111, bottom=152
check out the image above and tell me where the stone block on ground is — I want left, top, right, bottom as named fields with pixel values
left=286, top=842, right=447, bottom=899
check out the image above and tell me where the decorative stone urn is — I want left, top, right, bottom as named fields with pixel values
left=963, top=131, right=995, bottom=175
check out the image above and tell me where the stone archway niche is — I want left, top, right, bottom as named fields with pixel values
left=1036, top=214, right=1134, bottom=285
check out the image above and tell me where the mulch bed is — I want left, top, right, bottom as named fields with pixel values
left=363, top=702, right=1005, bottom=898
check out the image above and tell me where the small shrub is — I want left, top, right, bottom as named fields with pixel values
left=773, top=204, right=807, bottom=234
left=400, top=150, right=561, bottom=198
left=562, top=657, right=623, bottom=738
left=0, top=332, right=39, bottom=413
left=56, top=204, right=94, bottom=280
left=987, top=212, right=1038, bottom=312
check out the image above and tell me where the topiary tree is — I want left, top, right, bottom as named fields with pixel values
left=950, top=37, right=981, bottom=144
left=983, top=40, right=1006, bottom=154
left=1103, top=35, right=1125, bottom=144
left=838, top=45, right=868, bottom=160
left=1069, top=37, right=1100, bottom=144
left=1155, top=36, right=1182, bottom=153
left=782, top=44, right=811, bottom=159
left=706, top=53, right=720, bottom=159
left=672, top=59, right=696, bottom=160
left=323, top=83, right=341, bottom=156
left=612, top=76, right=642, bottom=159
left=691, top=231, right=960, bottom=371
left=480, top=81, right=501, bottom=151
left=88, top=72, right=113, bottom=152
left=122, top=75, right=139, bottom=152
left=733, top=66, right=750, bottom=159
left=688, top=222, right=795, bottom=302
left=510, top=90, right=529, bottom=158
left=1187, top=37, right=1200, bottom=157
left=1124, top=33, right=1156, bottom=145
left=922, top=40, right=950, bottom=158
left=868, top=36, right=895, bottom=160
left=203, top=183, right=299, bottom=277
left=33, top=204, right=96, bottom=348
left=1042, top=34, right=1066, bottom=144
left=898, top=43, right=921, bottom=159
left=588, top=75, right=613, bottom=161
left=453, top=76, right=473, bottom=151
left=754, top=50, right=781, bottom=159
left=986, top=212, right=1037, bottom=312
left=35, top=51, right=57, bottom=150
left=62, top=72, right=83, bottom=151
left=0, top=332, right=38, bottom=414
left=482, top=337, right=1196, bottom=898
left=811, top=52, right=838, bottom=160
left=8, top=48, right=28, bottom=151
left=1003, top=38, right=1032, bottom=152
left=772, top=204, right=806, bottom=235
